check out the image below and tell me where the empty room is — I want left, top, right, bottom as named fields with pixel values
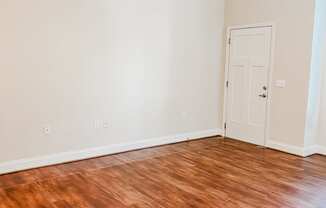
left=0, top=0, right=326, bottom=207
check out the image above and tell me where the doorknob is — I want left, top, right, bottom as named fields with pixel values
left=259, top=94, right=267, bottom=98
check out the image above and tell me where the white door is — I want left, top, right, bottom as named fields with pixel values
left=226, top=26, right=272, bottom=146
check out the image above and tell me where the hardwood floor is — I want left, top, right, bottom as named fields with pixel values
left=1, top=137, right=326, bottom=208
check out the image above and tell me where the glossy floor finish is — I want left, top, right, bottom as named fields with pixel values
left=1, top=137, right=326, bottom=208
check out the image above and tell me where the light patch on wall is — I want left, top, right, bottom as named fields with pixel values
left=305, top=0, right=326, bottom=147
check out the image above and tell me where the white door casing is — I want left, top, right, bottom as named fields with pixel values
left=225, top=26, right=273, bottom=146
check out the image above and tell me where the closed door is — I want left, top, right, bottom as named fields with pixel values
left=225, top=26, right=272, bottom=146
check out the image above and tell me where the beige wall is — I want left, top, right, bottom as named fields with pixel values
left=0, top=0, right=225, bottom=164
left=225, top=0, right=315, bottom=147
left=0, top=0, right=320, bottom=170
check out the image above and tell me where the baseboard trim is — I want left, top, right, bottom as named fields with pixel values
left=307, top=145, right=326, bottom=156
left=266, top=140, right=305, bottom=157
left=303, top=145, right=319, bottom=157
left=0, top=128, right=223, bottom=175
left=315, top=146, right=326, bottom=156
left=266, top=140, right=326, bottom=157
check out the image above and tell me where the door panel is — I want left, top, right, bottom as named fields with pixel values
left=226, top=27, right=272, bottom=146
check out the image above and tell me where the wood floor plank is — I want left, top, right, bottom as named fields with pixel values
left=1, top=137, right=326, bottom=207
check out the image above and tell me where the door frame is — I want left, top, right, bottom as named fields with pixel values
left=222, top=22, right=276, bottom=146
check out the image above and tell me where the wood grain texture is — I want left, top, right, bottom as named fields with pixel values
left=1, top=137, right=326, bottom=208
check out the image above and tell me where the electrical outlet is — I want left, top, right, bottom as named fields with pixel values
left=181, top=112, right=188, bottom=118
left=94, top=120, right=101, bottom=129
left=103, top=121, right=109, bottom=128
left=43, top=126, right=52, bottom=135
left=94, top=120, right=109, bottom=129
left=275, top=80, right=286, bottom=88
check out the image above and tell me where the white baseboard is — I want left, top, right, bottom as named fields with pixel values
left=0, top=128, right=223, bottom=175
left=266, top=139, right=326, bottom=157
left=303, top=145, right=319, bottom=157
left=266, top=140, right=305, bottom=157
left=311, top=145, right=326, bottom=156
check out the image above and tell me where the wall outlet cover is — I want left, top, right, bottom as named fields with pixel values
left=275, top=80, right=286, bottom=88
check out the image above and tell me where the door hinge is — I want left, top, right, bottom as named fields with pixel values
left=226, top=81, right=229, bottom=88
left=224, top=122, right=227, bottom=130
left=228, top=38, right=231, bottom=45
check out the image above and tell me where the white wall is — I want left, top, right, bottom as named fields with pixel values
left=306, top=0, right=326, bottom=149
left=0, top=0, right=225, bottom=168
left=225, top=0, right=316, bottom=149
left=314, top=0, right=326, bottom=149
